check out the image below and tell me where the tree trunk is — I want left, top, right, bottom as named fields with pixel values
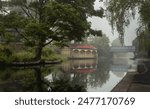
left=34, top=68, right=43, bottom=92
left=34, top=45, right=43, bottom=61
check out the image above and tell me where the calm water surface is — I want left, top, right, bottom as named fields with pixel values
left=0, top=53, right=135, bottom=92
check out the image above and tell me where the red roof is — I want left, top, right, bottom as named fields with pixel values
left=70, top=44, right=97, bottom=49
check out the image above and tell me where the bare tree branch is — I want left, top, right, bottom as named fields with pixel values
left=23, top=4, right=35, bottom=19
left=43, top=39, right=53, bottom=47
left=14, top=28, right=29, bottom=42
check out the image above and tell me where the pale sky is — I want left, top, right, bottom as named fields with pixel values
left=88, top=0, right=139, bottom=46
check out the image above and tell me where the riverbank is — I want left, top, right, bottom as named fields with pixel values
left=112, top=59, right=150, bottom=92
left=111, top=71, right=137, bottom=91
left=11, top=60, right=62, bottom=66
left=0, top=60, right=62, bottom=68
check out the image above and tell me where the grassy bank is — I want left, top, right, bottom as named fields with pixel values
left=0, top=44, right=66, bottom=65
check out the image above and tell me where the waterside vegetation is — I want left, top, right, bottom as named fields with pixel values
left=0, top=0, right=104, bottom=65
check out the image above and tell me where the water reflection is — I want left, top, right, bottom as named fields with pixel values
left=0, top=57, right=128, bottom=92
left=45, top=59, right=111, bottom=92
left=0, top=68, right=48, bottom=91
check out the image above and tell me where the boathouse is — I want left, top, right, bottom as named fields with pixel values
left=61, top=44, right=97, bottom=59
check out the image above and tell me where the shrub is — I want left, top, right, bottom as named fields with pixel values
left=0, top=45, right=13, bottom=64
left=13, top=51, right=34, bottom=62
left=42, top=47, right=66, bottom=61
left=42, top=47, right=53, bottom=57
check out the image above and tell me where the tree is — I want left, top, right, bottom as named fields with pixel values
left=88, top=34, right=110, bottom=56
left=133, top=28, right=150, bottom=57
left=105, top=0, right=150, bottom=57
left=0, top=0, right=103, bottom=61
left=105, top=0, right=150, bottom=44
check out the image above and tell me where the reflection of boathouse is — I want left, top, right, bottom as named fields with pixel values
left=62, top=59, right=97, bottom=74
left=61, top=44, right=97, bottom=59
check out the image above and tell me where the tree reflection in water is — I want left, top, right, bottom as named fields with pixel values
left=47, top=59, right=110, bottom=92
left=88, top=58, right=110, bottom=88
left=49, top=79, right=86, bottom=92
left=0, top=67, right=49, bottom=92
left=0, top=58, right=110, bottom=92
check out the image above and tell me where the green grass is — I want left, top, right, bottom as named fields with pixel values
left=42, top=47, right=67, bottom=61
left=0, top=44, right=66, bottom=64
left=12, top=51, right=34, bottom=62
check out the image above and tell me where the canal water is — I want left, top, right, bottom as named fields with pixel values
left=0, top=53, right=135, bottom=92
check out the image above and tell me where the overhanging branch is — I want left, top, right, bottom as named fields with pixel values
left=43, top=39, right=53, bottom=47
left=14, top=28, right=29, bottom=42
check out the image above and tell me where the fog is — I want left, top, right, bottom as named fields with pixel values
left=88, top=0, right=139, bottom=46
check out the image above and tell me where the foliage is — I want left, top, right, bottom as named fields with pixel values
left=50, top=79, right=86, bottom=92
left=12, top=51, right=34, bottom=62
left=105, top=0, right=150, bottom=44
left=42, top=47, right=66, bottom=61
left=139, top=1, right=150, bottom=31
left=88, top=58, right=110, bottom=88
left=105, top=0, right=150, bottom=58
left=0, top=68, right=48, bottom=92
left=88, top=34, right=110, bottom=56
left=11, top=47, right=64, bottom=62
left=0, top=0, right=104, bottom=61
left=133, top=29, right=150, bottom=57
left=0, top=45, right=13, bottom=64
left=0, top=44, right=64, bottom=63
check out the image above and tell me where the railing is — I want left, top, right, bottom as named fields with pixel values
left=110, top=46, right=135, bottom=52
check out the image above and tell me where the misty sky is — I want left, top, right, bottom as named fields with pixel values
left=88, top=0, right=139, bottom=45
